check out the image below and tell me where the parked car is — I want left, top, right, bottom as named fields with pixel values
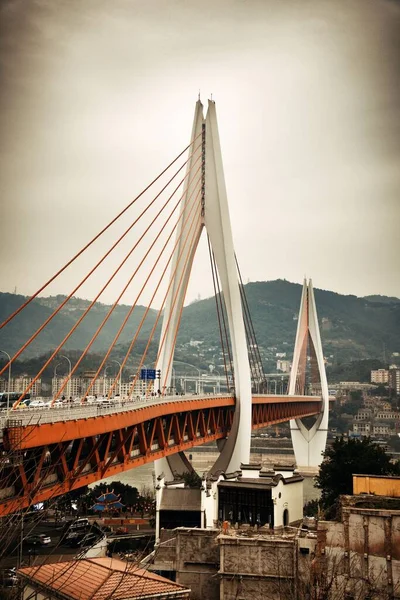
left=69, top=518, right=90, bottom=531
left=24, top=534, right=51, bottom=546
left=1, top=568, right=18, bottom=587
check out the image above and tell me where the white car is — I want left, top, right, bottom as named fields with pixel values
left=96, top=397, right=114, bottom=404
left=28, top=399, right=48, bottom=408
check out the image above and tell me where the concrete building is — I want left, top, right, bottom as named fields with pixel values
left=371, top=369, right=389, bottom=384
left=151, top=525, right=316, bottom=600
left=389, top=368, right=400, bottom=394
left=151, top=480, right=400, bottom=600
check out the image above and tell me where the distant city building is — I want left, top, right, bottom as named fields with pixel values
left=389, top=368, right=400, bottom=394
left=275, top=352, right=286, bottom=358
left=352, top=421, right=371, bottom=435
left=276, top=359, right=291, bottom=373
left=52, top=376, right=82, bottom=398
left=2, top=375, right=42, bottom=397
left=338, top=381, right=374, bottom=391
left=376, top=411, right=400, bottom=421
left=354, top=408, right=373, bottom=420
left=51, top=375, right=149, bottom=398
left=372, top=422, right=391, bottom=437
left=371, top=369, right=389, bottom=384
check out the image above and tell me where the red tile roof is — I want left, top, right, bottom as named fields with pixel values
left=19, top=557, right=190, bottom=599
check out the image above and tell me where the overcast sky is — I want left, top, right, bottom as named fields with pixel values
left=1, top=0, right=399, bottom=307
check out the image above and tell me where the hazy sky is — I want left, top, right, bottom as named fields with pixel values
left=1, top=0, right=399, bottom=307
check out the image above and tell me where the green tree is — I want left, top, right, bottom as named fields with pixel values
left=315, top=437, right=400, bottom=515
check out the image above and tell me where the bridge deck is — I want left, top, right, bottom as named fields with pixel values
left=0, top=394, right=325, bottom=515
left=0, top=393, right=320, bottom=429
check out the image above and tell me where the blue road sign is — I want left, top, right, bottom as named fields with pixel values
left=140, top=369, right=157, bottom=380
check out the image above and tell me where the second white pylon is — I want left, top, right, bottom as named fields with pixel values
left=289, top=279, right=329, bottom=469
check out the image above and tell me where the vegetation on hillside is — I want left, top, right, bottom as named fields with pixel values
left=0, top=280, right=399, bottom=367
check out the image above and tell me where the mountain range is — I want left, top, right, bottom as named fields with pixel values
left=0, top=281, right=399, bottom=370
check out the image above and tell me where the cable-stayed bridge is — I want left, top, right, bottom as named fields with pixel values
left=0, top=100, right=330, bottom=516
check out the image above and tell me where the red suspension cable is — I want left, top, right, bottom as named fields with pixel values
left=55, top=168, right=203, bottom=405
left=0, top=134, right=202, bottom=330
left=134, top=208, right=202, bottom=399
left=12, top=166, right=203, bottom=409
left=86, top=185, right=202, bottom=400
left=113, top=199, right=202, bottom=400
left=5, top=144, right=202, bottom=384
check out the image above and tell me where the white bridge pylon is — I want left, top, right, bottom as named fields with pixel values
left=155, top=100, right=252, bottom=481
left=289, top=279, right=329, bottom=468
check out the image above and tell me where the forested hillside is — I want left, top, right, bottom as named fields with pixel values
left=0, top=281, right=399, bottom=364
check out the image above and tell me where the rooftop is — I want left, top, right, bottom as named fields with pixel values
left=18, top=557, right=190, bottom=600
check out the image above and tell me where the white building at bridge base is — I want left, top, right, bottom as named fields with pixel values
left=155, top=463, right=303, bottom=541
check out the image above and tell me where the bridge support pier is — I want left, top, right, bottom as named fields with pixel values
left=289, top=280, right=329, bottom=469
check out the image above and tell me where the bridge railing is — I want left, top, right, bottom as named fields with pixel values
left=0, top=392, right=235, bottom=429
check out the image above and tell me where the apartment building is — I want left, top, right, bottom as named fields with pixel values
left=2, top=375, right=42, bottom=397
left=371, top=368, right=389, bottom=384
left=352, top=421, right=371, bottom=435
left=389, top=367, right=400, bottom=394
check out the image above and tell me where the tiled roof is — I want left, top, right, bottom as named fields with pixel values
left=19, top=557, right=190, bottom=599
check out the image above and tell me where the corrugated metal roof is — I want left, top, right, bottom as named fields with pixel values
left=160, top=488, right=201, bottom=511
left=19, top=557, right=190, bottom=599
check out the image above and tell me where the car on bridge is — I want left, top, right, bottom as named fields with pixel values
left=27, top=399, right=48, bottom=408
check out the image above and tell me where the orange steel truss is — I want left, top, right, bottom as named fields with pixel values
left=0, top=395, right=322, bottom=516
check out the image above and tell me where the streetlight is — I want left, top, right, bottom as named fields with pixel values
left=173, top=361, right=202, bottom=395
left=60, top=355, right=72, bottom=399
left=0, top=350, right=11, bottom=413
left=211, top=368, right=221, bottom=394
left=106, top=360, right=122, bottom=397
left=171, top=367, right=176, bottom=395
left=53, top=361, right=63, bottom=398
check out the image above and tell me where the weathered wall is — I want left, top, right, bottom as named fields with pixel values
left=219, top=535, right=296, bottom=600
left=319, top=503, right=400, bottom=598
left=175, top=529, right=220, bottom=600
left=353, top=475, right=400, bottom=498
left=272, top=478, right=303, bottom=527
left=154, top=529, right=178, bottom=571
